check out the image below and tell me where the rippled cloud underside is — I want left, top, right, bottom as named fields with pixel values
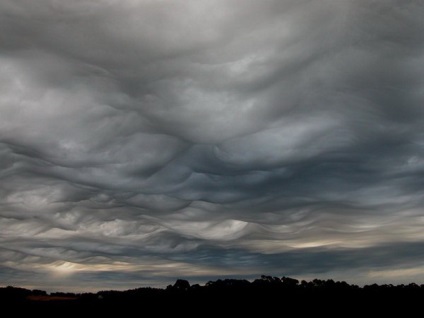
left=1, top=0, right=424, bottom=291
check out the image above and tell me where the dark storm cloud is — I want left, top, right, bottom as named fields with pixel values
left=1, top=0, right=424, bottom=290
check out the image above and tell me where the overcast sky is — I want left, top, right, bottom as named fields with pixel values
left=1, top=0, right=424, bottom=291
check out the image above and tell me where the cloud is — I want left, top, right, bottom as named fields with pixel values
left=1, top=0, right=424, bottom=290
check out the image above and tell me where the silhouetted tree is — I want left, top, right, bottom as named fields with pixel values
left=173, top=279, right=190, bottom=291
left=281, top=276, right=299, bottom=288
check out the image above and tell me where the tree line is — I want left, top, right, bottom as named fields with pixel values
left=2, top=275, right=423, bottom=312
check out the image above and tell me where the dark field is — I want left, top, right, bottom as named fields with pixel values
left=2, top=276, right=423, bottom=313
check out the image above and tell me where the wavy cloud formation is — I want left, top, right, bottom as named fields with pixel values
left=1, top=0, right=424, bottom=291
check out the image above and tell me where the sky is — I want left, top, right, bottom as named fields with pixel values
left=1, top=0, right=424, bottom=292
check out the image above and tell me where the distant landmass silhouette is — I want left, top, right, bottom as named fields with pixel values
left=2, top=276, right=423, bottom=313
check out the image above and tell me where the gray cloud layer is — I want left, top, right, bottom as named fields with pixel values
left=1, top=0, right=424, bottom=291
